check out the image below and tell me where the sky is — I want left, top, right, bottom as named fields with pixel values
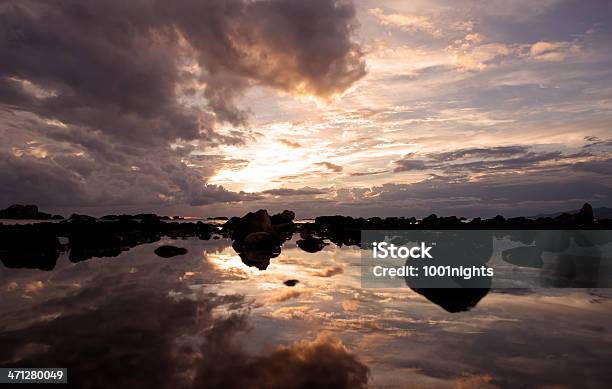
left=1, top=0, right=611, bottom=218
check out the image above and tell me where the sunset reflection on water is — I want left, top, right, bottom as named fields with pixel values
left=1, top=236, right=611, bottom=388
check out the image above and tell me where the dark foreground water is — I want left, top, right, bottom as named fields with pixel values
left=1, top=235, right=611, bottom=388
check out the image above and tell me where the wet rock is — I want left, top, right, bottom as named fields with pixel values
left=0, top=224, right=62, bottom=270
left=0, top=204, right=63, bottom=220
left=243, top=232, right=281, bottom=251
left=100, top=214, right=169, bottom=221
left=196, top=222, right=214, bottom=240
left=270, top=210, right=295, bottom=225
left=273, top=222, right=295, bottom=234
left=69, top=213, right=97, bottom=222
left=154, top=245, right=188, bottom=258
left=502, top=246, right=543, bottom=268
left=284, top=279, right=299, bottom=286
left=235, top=231, right=283, bottom=270
left=411, top=288, right=490, bottom=313
left=297, top=237, right=327, bottom=253
left=239, top=250, right=279, bottom=270
left=223, top=210, right=273, bottom=241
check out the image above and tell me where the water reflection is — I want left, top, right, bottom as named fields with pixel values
left=1, top=236, right=612, bottom=388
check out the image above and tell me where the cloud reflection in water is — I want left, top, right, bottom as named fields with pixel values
left=0, top=237, right=611, bottom=388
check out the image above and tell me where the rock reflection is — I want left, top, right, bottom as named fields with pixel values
left=402, top=231, right=493, bottom=313
left=1, top=232, right=612, bottom=388
left=499, top=230, right=612, bottom=287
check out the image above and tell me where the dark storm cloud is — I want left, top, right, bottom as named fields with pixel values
left=262, top=187, right=330, bottom=196
left=440, top=151, right=565, bottom=174
left=0, top=0, right=366, bottom=209
left=393, top=159, right=428, bottom=172
left=431, top=146, right=529, bottom=162
left=392, top=145, right=599, bottom=175
left=583, top=136, right=612, bottom=150
left=0, top=0, right=365, bottom=139
left=573, top=158, right=612, bottom=175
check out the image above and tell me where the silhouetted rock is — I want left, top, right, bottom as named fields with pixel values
left=221, top=210, right=287, bottom=268
left=243, top=232, right=280, bottom=251
left=271, top=210, right=295, bottom=225
left=284, top=279, right=299, bottom=286
left=0, top=223, right=62, bottom=270
left=223, top=209, right=273, bottom=241
left=400, top=230, right=493, bottom=312
left=532, top=204, right=612, bottom=220
left=411, top=288, right=490, bottom=313
left=154, top=245, right=188, bottom=258
left=502, top=246, right=543, bottom=268
left=297, top=237, right=327, bottom=253
left=239, top=250, right=279, bottom=270
left=100, top=213, right=169, bottom=221
left=273, top=222, right=295, bottom=234
left=0, top=204, right=63, bottom=220
left=577, top=203, right=594, bottom=225
left=69, top=213, right=97, bottom=222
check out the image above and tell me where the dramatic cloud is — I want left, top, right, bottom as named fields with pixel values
left=393, top=159, right=428, bottom=172
left=431, top=146, right=529, bottom=162
left=262, top=187, right=330, bottom=197
left=392, top=145, right=601, bottom=176
left=1, top=0, right=611, bottom=216
left=0, top=0, right=366, bottom=210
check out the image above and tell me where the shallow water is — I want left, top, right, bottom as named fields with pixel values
left=1, top=235, right=611, bottom=388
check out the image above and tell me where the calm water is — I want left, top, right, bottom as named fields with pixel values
left=1, top=235, right=611, bottom=388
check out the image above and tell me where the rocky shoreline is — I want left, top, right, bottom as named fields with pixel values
left=2, top=203, right=611, bottom=313
left=1, top=203, right=610, bottom=272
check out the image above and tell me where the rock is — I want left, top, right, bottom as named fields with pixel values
left=577, top=203, right=594, bottom=225
left=273, top=222, right=295, bottom=233
left=239, top=250, right=279, bottom=270
left=232, top=227, right=282, bottom=270
left=99, top=214, right=169, bottom=221
left=297, top=237, right=327, bottom=253
left=284, top=279, right=299, bottom=286
left=154, top=245, right=188, bottom=258
left=196, top=222, right=214, bottom=240
left=224, top=210, right=273, bottom=241
left=243, top=232, right=281, bottom=251
left=0, top=224, right=62, bottom=270
left=0, top=204, right=63, bottom=220
left=501, top=246, right=543, bottom=268
left=410, top=288, right=490, bottom=313
left=271, top=210, right=295, bottom=225
left=69, top=213, right=97, bottom=222
left=134, top=213, right=169, bottom=221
